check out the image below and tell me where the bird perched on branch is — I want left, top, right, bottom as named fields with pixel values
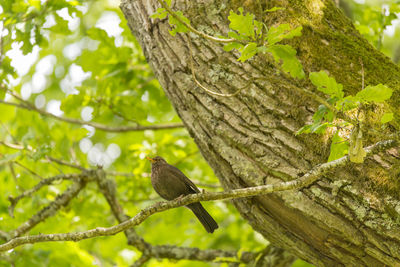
left=147, top=156, right=218, bottom=233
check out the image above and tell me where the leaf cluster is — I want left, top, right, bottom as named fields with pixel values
left=297, top=71, right=393, bottom=162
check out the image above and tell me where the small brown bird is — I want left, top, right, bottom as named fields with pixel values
left=147, top=156, right=218, bottom=233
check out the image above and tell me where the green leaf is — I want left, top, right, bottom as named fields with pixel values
left=168, top=11, right=190, bottom=36
left=227, top=31, right=242, bottom=40
left=328, top=132, right=348, bottom=162
left=267, top=24, right=290, bottom=45
left=310, top=122, right=330, bottom=134
left=313, top=105, right=328, bottom=123
left=296, top=124, right=313, bottom=135
left=12, top=2, right=28, bottom=13
left=355, top=84, right=393, bottom=103
left=31, top=145, right=51, bottom=161
left=238, top=42, right=257, bottom=62
left=309, top=71, right=344, bottom=99
left=150, top=8, right=167, bottom=19
left=49, top=13, right=72, bottom=34
left=254, top=20, right=263, bottom=38
left=228, top=7, right=255, bottom=39
left=284, top=26, right=303, bottom=39
left=296, top=121, right=331, bottom=135
left=267, top=24, right=302, bottom=45
left=335, top=95, right=359, bottom=111
left=267, top=44, right=305, bottom=79
left=223, top=42, right=243, bottom=52
left=61, top=93, right=85, bottom=114
left=381, top=112, right=394, bottom=124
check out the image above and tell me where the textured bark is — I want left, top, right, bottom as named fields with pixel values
left=120, top=0, right=400, bottom=266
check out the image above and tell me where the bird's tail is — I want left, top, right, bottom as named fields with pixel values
left=187, top=203, right=218, bottom=233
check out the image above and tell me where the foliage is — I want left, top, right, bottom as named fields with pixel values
left=349, top=0, right=400, bottom=51
left=297, top=71, right=393, bottom=162
left=224, top=8, right=304, bottom=78
left=152, top=4, right=305, bottom=78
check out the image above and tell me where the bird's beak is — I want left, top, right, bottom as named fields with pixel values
left=146, top=156, right=155, bottom=163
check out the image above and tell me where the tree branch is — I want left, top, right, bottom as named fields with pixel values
left=0, top=139, right=396, bottom=251
left=0, top=97, right=184, bottom=132
left=95, top=169, right=151, bottom=252
left=8, top=172, right=95, bottom=218
left=96, top=169, right=252, bottom=265
left=9, top=178, right=88, bottom=238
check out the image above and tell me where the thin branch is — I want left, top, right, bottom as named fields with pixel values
left=155, top=0, right=234, bottom=43
left=96, top=169, right=249, bottom=265
left=137, top=244, right=260, bottom=264
left=45, top=156, right=87, bottom=171
left=1, top=122, right=17, bottom=143
left=106, top=170, right=136, bottom=177
left=187, top=35, right=250, bottom=97
left=131, top=254, right=151, bottom=267
left=8, top=172, right=95, bottom=218
left=8, top=162, right=20, bottom=189
left=0, top=141, right=30, bottom=150
left=9, top=178, right=88, bottom=238
left=1, top=140, right=139, bottom=179
left=0, top=96, right=184, bottom=132
left=0, top=138, right=395, bottom=251
left=95, top=169, right=150, bottom=252
left=1, top=140, right=89, bottom=172
left=13, top=161, right=44, bottom=180
left=0, top=231, right=10, bottom=241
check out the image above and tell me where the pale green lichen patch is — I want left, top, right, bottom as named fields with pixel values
left=310, top=187, right=322, bottom=197
left=305, top=0, right=325, bottom=18
left=355, top=206, right=367, bottom=220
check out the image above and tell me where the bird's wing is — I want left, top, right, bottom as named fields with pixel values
left=167, top=165, right=201, bottom=193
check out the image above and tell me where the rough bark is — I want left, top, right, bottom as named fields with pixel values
left=120, top=0, right=400, bottom=266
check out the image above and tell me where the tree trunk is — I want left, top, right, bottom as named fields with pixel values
left=120, top=0, right=400, bottom=266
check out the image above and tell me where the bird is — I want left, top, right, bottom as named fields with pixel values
left=147, top=156, right=218, bottom=233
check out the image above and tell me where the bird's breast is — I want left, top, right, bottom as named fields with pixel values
left=151, top=167, right=191, bottom=200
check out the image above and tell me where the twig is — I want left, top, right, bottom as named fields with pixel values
left=187, top=35, right=250, bottom=97
left=9, top=178, right=88, bottom=238
left=0, top=138, right=395, bottom=251
left=0, top=97, right=184, bottom=132
left=133, top=244, right=261, bottom=265
left=155, top=0, right=234, bottom=43
left=0, top=140, right=89, bottom=172
left=106, top=170, right=136, bottom=177
left=0, top=230, right=10, bottom=241
left=8, top=163, right=20, bottom=189
left=131, top=254, right=151, bottom=267
left=95, top=169, right=150, bottom=252
left=0, top=141, right=30, bottom=150
left=13, top=161, right=44, bottom=180
left=8, top=172, right=94, bottom=218
left=1, top=140, right=140, bottom=179
left=1, top=122, right=17, bottom=143
left=45, top=156, right=87, bottom=171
